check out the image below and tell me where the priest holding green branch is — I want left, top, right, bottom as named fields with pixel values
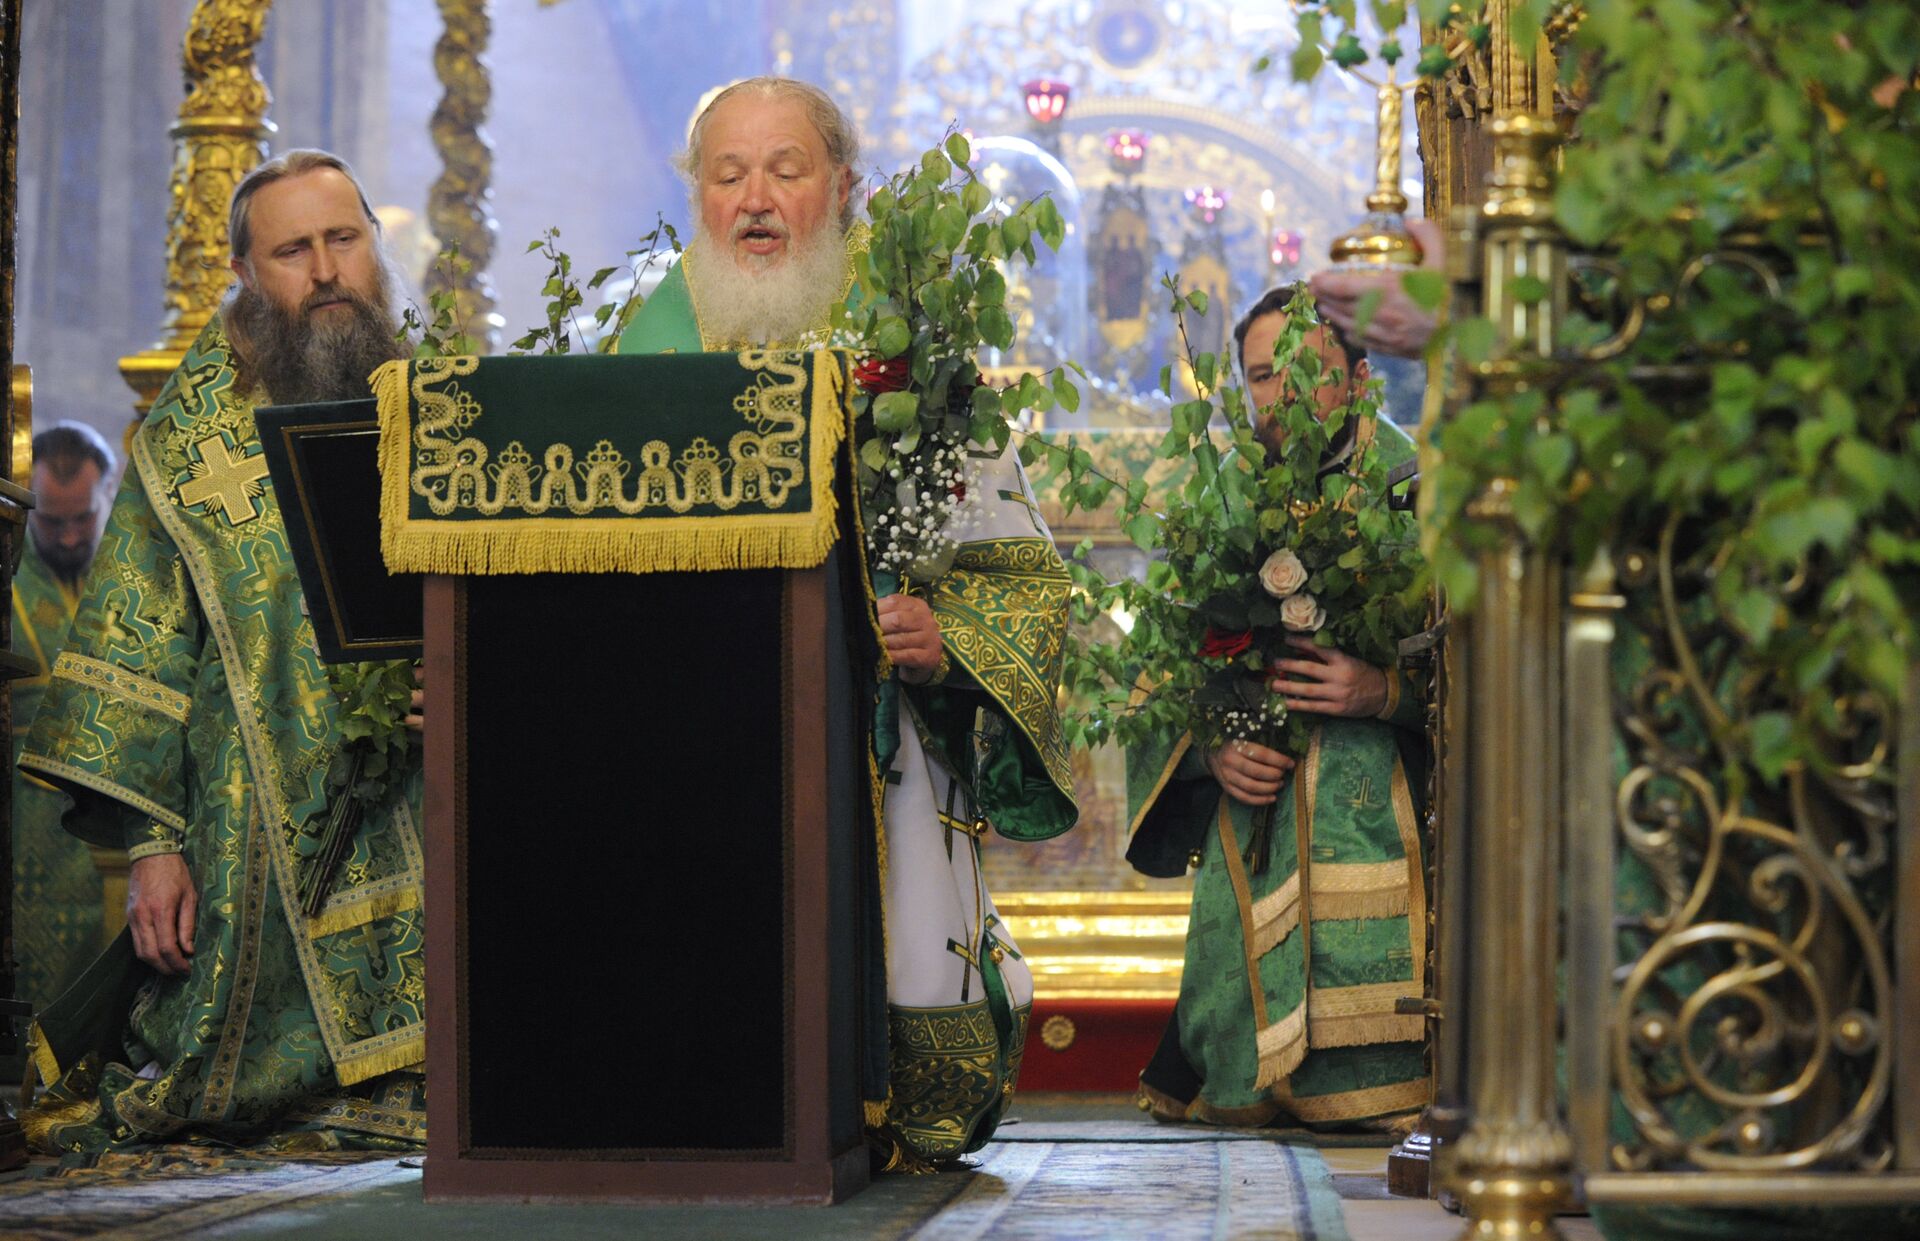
left=1109, top=285, right=1432, bottom=1131
left=619, top=77, right=1079, bottom=1172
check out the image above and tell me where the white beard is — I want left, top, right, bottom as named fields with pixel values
left=685, top=221, right=847, bottom=347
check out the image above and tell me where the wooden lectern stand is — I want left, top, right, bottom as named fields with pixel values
left=260, top=351, right=876, bottom=1204
left=420, top=556, right=873, bottom=1204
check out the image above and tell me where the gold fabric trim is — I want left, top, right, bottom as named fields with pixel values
left=17, top=756, right=187, bottom=834
left=1374, top=664, right=1402, bottom=720
left=126, top=840, right=184, bottom=862
left=1249, top=869, right=1302, bottom=959
left=201, top=802, right=271, bottom=1119
left=1272, top=1074, right=1429, bottom=1123
left=1306, top=979, right=1427, bottom=1047
left=52, top=651, right=191, bottom=723
left=1311, top=860, right=1413, bottom=921
left=305, top=801, right=426, bottom=938
left=1126, top=729, right=1192, bottom=839
left=928, top=536, right=1076, bottom=799
left=376, top=350, right=848, bottom=575
left=1254, top=998, right=1307, bottom=1090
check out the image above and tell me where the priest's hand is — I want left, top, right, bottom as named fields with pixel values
left=405, top=665, right=423, bottom=732
left=877, top=593, right=944, bottom=685
left=1309, top=217, right=1444, bottom=359
left=1207, top=740, right=1295, bottom=807
left=128, top=853, right=197, bottom=975
left=1267, top=637, right=1388, bottom=718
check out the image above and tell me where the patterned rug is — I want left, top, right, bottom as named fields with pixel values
left=905, top=1139, right=1350, bottom=1241
left=0, top=1148, right=416, bottom=1241
left=0, top=1135, right=1348, bottom=1241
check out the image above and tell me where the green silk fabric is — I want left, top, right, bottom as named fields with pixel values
left=10, top=538, right=103, bottom=1013
left=19, top=318, right=426, bottom=1152
left=617, top=261, right=701, bottom=355
left=376, top=349, right=853, bottom=575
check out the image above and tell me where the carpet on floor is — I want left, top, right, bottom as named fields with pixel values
left=0, top=1148, right=415, bottom=1241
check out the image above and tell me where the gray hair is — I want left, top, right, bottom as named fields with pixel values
left=33, top=420, right=116, bottom=484
left=677, top=77, right=860, bottom=230
left=228, top=148, right=380, bottom=262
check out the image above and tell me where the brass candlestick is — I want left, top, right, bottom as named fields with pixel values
left=1329, top=77, right=1424, bottom=270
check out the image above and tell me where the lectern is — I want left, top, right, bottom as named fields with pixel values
left=282, top=352, right=878, bottom=1203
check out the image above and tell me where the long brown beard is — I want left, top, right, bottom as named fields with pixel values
left=226, top=271, right=408, bottom=406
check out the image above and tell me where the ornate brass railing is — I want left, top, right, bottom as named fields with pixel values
left=1434, top=106, right=1920, bottom=1241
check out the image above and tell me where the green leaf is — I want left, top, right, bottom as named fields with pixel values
left=944, top=132, right=971, bottom=167
left=1123, top=511, right=1159, bottom=550
left=1051, top=369, right=1081, bottom=413
left=1186, top=288, right=1210, bottom=318
left=1453, top=317, right=1497, bottom=364
left=872, top=391, right=919, bottom=433
left=859, top=438, right=891, bottom=471
left=1748, top=712, right=1795, bottom=782
left=1511, top=275, right=1549, bottom=305
left=874, top=316, right=911, bottom=358
left=979, top=305, right=1015, bottom=350
left=962, top=179, right=990, bottom=216
left=1403, top=269, right=1447, bottom=311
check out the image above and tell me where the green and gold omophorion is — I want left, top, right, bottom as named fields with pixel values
left=18, top=318, right=426, bottom=1153
left=621, top=242, right=1079, bottom=1169
left=1129, top=418, right=1431, bottom=1127
left=10, top=535, right=103, bottom=1014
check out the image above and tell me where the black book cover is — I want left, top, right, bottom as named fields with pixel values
left=255, top=398, right=423, bottom=663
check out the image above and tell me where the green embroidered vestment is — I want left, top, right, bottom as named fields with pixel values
left=10, top=537, right=103, bottom=1013
left=1128, top=418, right=1430, bottom=1126
left=18, top=319, right=426, bottom=1152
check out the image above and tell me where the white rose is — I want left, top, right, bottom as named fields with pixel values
left=1258, top=548, right=1309, bottom=599
left=1280, top=591, right=1326, bottom=633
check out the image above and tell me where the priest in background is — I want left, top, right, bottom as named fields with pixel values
left=11, top=422, right=115, bottom=1014
left=622, top=77, right=1078, bottom=1171
left=20, top=150, right=427, bottom=1154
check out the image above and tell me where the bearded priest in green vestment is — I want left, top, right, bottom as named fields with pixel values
left=1130, top=290, right=1431, bottom=1129
left=18, top=150, right=427, bottom=1154
left=11, top=423, right=116, bottom=1014
left=623, top=77, right=1078, bottom=1170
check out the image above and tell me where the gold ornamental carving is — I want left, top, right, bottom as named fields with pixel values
left=428, top=0, right=501, bottom=352
left=1040, top=1014, right=1077, bottom=1052
left=119, top=0, right=276, bottom=417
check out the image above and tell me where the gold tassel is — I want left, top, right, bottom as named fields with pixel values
left=332, top=1030, right=426, bottom=1086
left=306, top=885, right=423, bottom=940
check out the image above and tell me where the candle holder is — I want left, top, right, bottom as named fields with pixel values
left=1329, top=75, right=1423, bottom=271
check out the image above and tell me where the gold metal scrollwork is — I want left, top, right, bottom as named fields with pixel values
left=1609, top=521, right=1896, bottom=1175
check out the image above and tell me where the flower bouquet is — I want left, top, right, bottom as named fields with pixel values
left=834, top=133, right=1077, bottom=587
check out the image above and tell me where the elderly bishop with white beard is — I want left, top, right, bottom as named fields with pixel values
left=620, top=77, right=1078, bottom=1172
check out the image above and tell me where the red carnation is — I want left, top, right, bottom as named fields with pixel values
left=854, top=355, right=912, bottom=394
left=1198, top=626, right=1253, bottom=661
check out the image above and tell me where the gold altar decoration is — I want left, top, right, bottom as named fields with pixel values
left=118, top=0, right=275, bottom=419
left=1438, top=112, right=1576, bottom=1241
left=1424, top=6, right=1920, bottom=1227
left=1329, top=75, right=1424, bottom=271
left=427, top=0, right=501, bottom=352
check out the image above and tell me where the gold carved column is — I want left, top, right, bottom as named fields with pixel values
left=118, top=0, right=276, bottom=419
left=428, top=0, right=500, bottom=351
left=1438, top=113, right=1577, bottom=1241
